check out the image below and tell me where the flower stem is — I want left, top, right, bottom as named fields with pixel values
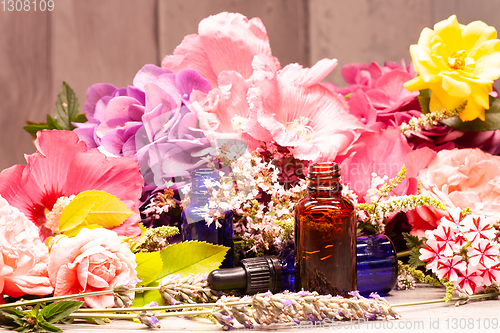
left=0, top=286, right=160, bottom=310
left=74, top=300, right=252, bottom=313
left=392, top=291, right=500, bottom=307
left=397, top=250, right=412, bottom=258
left=69, top=309, right=213, bottom=320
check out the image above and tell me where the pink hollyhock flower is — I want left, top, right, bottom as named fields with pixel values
left=162, top=12, right=363, bottom=161
left=338, top=127, right=436, bottom=200
left=436, top=255, right=466, bottom=281
left=455, top=264, right=483, bottom=295
left=0, top=196, right=53, bottom=298
left=467, top=239, right=500, bottom=268
left=408, top=148, right=500, bottom=235
left=0, top=130, right=144, bottom=239
left=247, top=55, right=365, bottom=161
left=48, top=228, right=137, bottom=308
left=419, top=238, right=445, bottom=272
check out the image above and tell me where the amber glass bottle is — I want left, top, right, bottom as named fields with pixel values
left=294, top=162, right=356, bottom=296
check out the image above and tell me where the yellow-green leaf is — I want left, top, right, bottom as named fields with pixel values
left=59, top=190, right=133, bottom=233
left=135, top=251, right=162, bottom=286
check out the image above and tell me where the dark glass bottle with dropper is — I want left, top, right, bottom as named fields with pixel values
left=294, top=162, right=356, bottom=296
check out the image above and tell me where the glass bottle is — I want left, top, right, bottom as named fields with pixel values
left=294, top=162, right=356, bottom=296
left=356, top=234, right=398, bottom=295
left=182, top=168, right=234, bottom=268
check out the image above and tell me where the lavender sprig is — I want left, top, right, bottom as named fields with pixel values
left=159, top=273, right=221, bottom=305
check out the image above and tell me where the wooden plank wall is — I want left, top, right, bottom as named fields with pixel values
left=1, top=0, right=500, bottom=171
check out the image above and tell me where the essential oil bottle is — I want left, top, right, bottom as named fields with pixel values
left=182, top=168, right=234, bottom=268
left=294, top=162, right=356, bottom=296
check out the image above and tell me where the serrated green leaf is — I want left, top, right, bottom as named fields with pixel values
left=59, top=190, right=133, bottom=235
left=441, top=96, right=500, bottom=131
left=135, top=251, right=163, bottom=286
left=132, top=241, right=228, bottom=307
left=403, top=232, right=424, bottom=249
left=54, top=82, right=80, bottom=130
left=408, top=250, right=424, bottom=269
left=159, top=241, right=228, bottom=279
left=40, top=301, right=83, bottom=324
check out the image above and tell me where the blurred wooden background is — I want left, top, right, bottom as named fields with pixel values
left=1, top=0, right=500, bottom=170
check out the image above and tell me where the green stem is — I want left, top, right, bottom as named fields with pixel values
left=74, top=300, right=252, bottom=313
left=397, top=250, right=412, bottom=258
left=0, top=286, right=160, bottom=310
left=393, top=291, right=500, bottom=307
left=69, top=309, right=213, bottom=320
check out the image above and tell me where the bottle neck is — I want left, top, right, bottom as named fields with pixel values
left=189, top=168, right=219, bottom=203
left=307, top=162, right=342, bottom=196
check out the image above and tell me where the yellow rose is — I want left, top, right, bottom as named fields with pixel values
left=404, top=15, right=500, bottom=121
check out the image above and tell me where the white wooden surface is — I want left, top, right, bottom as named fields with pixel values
left=0, top=285, right=495, bottom=333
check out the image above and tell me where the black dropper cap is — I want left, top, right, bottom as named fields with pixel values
left=207, top=257, right=283, bottom=295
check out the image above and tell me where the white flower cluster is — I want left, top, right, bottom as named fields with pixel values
left=201, top=151, right=308, bottom=255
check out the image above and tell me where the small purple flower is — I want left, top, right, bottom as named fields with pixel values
left=280, top=298, right=293, bottom=307
left=369, top=292, right=381, bottom=300
left=296, top=289, right=310, bottom=297
left=148, top=315, right=161, bottom=328
left=348, top=290, right=361, bottom=298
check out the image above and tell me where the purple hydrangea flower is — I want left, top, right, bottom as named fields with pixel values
left=73, top=64, right=213, bottom=194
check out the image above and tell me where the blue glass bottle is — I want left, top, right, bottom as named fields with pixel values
left=356, top=234, right=398, bottom=295
left=182, top=168, right=234, bottom=268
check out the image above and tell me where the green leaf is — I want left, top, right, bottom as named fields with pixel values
left=135, top=251, right=163, bottom=286
left=54, top=81, right=80, bottom=130
left=403, top=233, right=424, bottom=249
left=73, top=113, right=88, bottom=123
left=408, top=250, right=424, bottom=269
left=417, top=89, right=431, bottom=114
left=40, top=301, right=83, bottom=324
left=441, top=96, right=500, bottom=131
left=159, top=241, right=228, bottom=278
left=133, top=241, right=228, bottom=307
left=59, top=190, right=134, bottom=235
left=23, top=123, right=51, bottom=139
left=46, top=115, right=63, bottom=130
left=36, top=313, right=62, bottom=332
left=80, top=317, right=108, bottom=325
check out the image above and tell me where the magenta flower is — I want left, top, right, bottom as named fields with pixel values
left=0, top=130, right=144, bottom=239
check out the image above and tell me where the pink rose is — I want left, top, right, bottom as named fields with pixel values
left=408, top=148, right=500, bottom=236
left=48, top=228, right=137, bottom=308
left=0, top=196, right=53, bottom=298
